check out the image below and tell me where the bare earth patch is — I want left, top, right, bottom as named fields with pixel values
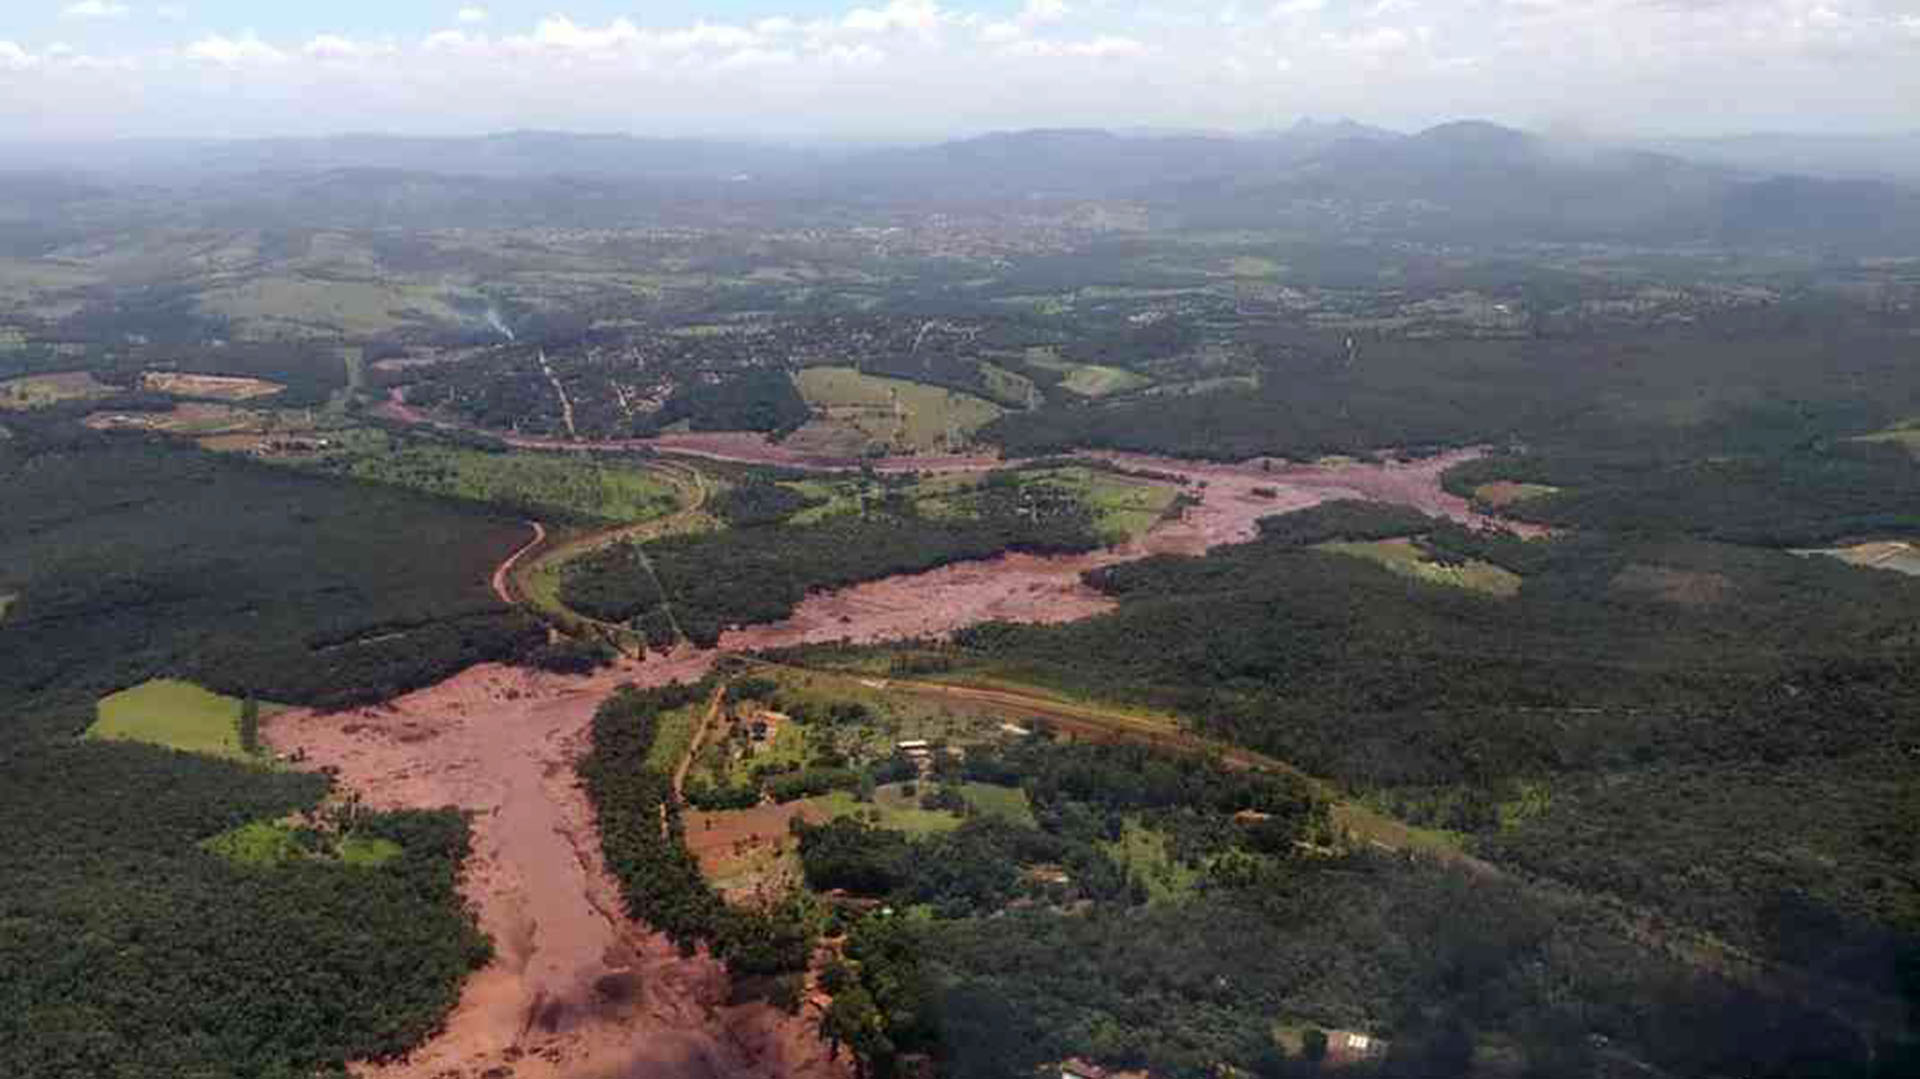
left=266, top=658, right=848, bottom=1079
left=0, top=370, right=114, bottom=410
left=1611, top=564, right=1734, bottom=606
left=142, top=371, right=286, bottom=400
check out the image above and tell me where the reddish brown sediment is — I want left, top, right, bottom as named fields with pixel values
left=266, top=656, right=849, bottom=1079
left=266, top=428, right=1539, bottom=1078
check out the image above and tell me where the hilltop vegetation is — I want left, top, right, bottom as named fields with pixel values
left=563, top=470, right=1103, bottom=646
left=0, top=411, right=535, bottom=1079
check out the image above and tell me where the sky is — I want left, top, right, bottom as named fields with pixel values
left=1, top=1, right=1918, bottom=141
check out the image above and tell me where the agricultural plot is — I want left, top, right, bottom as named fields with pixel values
left=1014, top=466, right=1177, bottom=542
left=1473, top=481, right=1560, bottom=508
left=293, top=431, right=681, bottom=524
left=0, top=370, right=114, bottom=410
left=1796, top=540, right=1920, bottom=577
left=86, top=679, right=280, bottom=761
left=195, top=275, right=466, bottom=339
left=1318, top=537, right=1523, bottom=598
left=85, top=402, right=275, bottom=439
left=142, top=371, right=286, bottom=401
left=1023, top=349, right=1153, bottom=397
left=201, top=819, right=403, bottom=868
left=793, top=366, right=1002, bottom=454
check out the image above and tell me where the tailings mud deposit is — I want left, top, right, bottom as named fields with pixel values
left=267, top=440, right=1533, bottom=1078
left=267, top=657, right=848, bottom=1079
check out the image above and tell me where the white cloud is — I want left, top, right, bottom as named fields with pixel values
left=843, top=0, right=947, bottom=35
left=456, top=6, right=488, bottom=25
left=1, top=0, right=1918, bottom=138
left=1022, top=0, right=1072, bottom=24
left=524, top=16, right=645, bottom=54
left=1005, top=34, right=1149, bottom=58
left=61, top=1, right=130, bottom=18
left=184, top=34, right=287, bottom=67
left=304, top=35, right=396, bottom=61
left=0, top=41, right=38, bottom=71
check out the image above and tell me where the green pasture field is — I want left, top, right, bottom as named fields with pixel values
left=195, top=275, right=467, bottom=339
left=1017, top=466, right=1177, bottom=542
left=795, top=366, right=1002, bottom=453
left=1318, top=538, right=1523, bottom=598
left=1023, top=350, right=1153, bottom=397
left=0, top=371, right=114, bottom=410
left=811, top=783, right=965, bottom=836
left=1101, top=819, right=1201, bottom=904
left=202, top=819, right=404, bottom=868
left=959, top=782, right=1036, bottom=826
left=86, top=679, right=283, bottom=761
left=296, top=430, right=680, bottom=523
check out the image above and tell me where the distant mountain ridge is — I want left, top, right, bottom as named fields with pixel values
left=2, top=122, right=1915, bottom=250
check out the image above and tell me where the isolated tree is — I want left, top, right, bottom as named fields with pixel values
left=238, top=697, right=261, bottom=756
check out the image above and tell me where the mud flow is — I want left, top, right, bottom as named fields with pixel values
left=269, top=442, right=1523, bottom=1077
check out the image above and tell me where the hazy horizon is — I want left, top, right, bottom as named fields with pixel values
left=3, top=1, right=1918, bottom=142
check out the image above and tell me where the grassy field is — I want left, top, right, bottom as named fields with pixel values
left=202, top=819, right=403, bottom=868
left=795, top=366, right=1002, bottom=454
left=196, top=275, right=467, bottom=339
left=646, top=700, right=707, bottom=773
left=1797, top=541, right=1920, bottom=577
left=0, top=371, right=115, bottom=410
left=298, top=431, right=680, bottom=523
left=812, top=783, right=966, bottom=836
left=1101, top=819, right=1200, bottom=903
left=86, top=679, right=281, bottom=761
left=1018, top=466, right=1178, bottom=542
left=1473, top=481, right=1561, bottom=507
left=1024, top=350, right=1154, bottom=397
left=1319, top=538, right=1523, bottom=598
left=959, top=782, right=1036, bottom=826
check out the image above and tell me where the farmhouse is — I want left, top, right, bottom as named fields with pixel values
left=1326, top=1029, right=1390, bottom=1065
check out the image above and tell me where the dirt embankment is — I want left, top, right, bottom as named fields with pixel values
left=266, top=656, right=849, bottom=1079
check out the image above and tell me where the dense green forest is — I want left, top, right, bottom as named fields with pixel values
left=988, top=305, right=1920, bottom=462
left=563, top=475, right=1101, bottom=646
left=0, top=415, right=541, bottom=711
left=580, top=681, right=818, bottom=980
left=0, top=410, right=543, bottom=1079
left=793, top=721, right=1881, bottom=1079
left=817, top=499, right=1920, bottom=1027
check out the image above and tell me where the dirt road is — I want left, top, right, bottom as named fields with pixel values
left=491, top=521, right=547, bottom=606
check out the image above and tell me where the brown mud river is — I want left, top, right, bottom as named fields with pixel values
left=266, top=442, right=1526, bottom=1079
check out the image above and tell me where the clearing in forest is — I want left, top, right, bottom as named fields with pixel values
left=1796, top=541, right=1920, bottom=578
left=142, top=371, right=286, bottom=401
left=1473, top=481, right=1560, bottom=508
left=201, top=819, right=403, bottom=868
left=1317, top=538, right=1523, bottom=598
left=1023, top=349, right=1153, bottom=397
left=793, top=366, right=1002, bottom=454
left=87, top=678, right=280, bottom=761
left=0, top=370, right=114, bottom=410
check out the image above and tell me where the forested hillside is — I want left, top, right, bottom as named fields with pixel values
left=0, top=410, right=538, bottom=1079
left=869, top=500, right=1920, bottom=1034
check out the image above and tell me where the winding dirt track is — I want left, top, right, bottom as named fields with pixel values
left=267, top=430, right=1531, bottom=1079
left=491, top=521, right=547, bottom=606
